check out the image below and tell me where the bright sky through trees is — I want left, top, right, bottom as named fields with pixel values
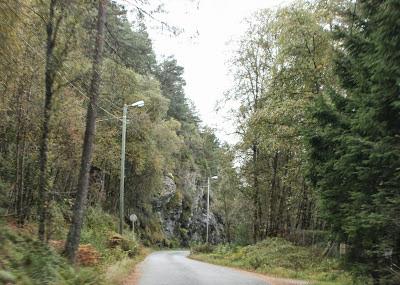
left=121, top=0, right=292, bottom=143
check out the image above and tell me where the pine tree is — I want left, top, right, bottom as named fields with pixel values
left=306, top=1, right=400, bottom=283
left=64, top=0, right=106, bottom=263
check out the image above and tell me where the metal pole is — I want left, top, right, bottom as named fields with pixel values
left=119, top=104, right=127, bottom=235
left=206, top=177, right=210, bottom=243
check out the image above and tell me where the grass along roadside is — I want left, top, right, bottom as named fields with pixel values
left=104, top=247, right=150, bottom=285
left=190, top=238, right=369, bottom=285
left=189, top=254, right=309, bottom=285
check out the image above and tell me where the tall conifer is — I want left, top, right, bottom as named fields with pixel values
left=306, top=1, right=400, bottom=283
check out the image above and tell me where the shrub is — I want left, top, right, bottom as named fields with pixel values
left=191, top=243, right=215, bottom=254
left=80, top=207, right=140, bottom=264
left=120, top=235, right=139, bottom=257
left=0, top=224, right=103, bottom=285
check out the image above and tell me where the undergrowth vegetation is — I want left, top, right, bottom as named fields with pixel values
left=81, top=207, right=139, bottom=264
left=0, top=207, right=145, bottom=285
left=191, top=238, right=371, bottom=285
left=0, top=222, right=102, bottom=284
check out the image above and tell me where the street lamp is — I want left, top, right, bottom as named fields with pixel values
left=206, top=175, right=218, bottom=243
left=130, top=100, right=144, bottom=108
left=119, top=100, right=144, bottom=235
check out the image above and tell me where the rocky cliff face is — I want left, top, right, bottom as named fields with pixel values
left=188, top=188, right=224, bottom=244
left=153, top=175, right=224, bottom=246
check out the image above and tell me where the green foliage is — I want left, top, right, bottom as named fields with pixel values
left=305, top=0, right=400, bottom=283
left=166, top=191, right=183, bottom=211
left=156, top=57, right=195, bottom=124
left=0, top=270, right=17, bottom=283
left=0, top=179, right=10, bottom=215
left=80, top=207, right=140, bottom=264
left=106, top=2, right=156, bottom=74
left=6, top=0, right=398, bottom=284
left=0, top=206, right=144, bottom=285
left=190, top=243, right=215, bottom=254
left=0, top=1, right=231, bottom=283
left=225, top=0, right=341, bottom=243
left=192, top=238, right=367, bottom=285
left=103, top=252, right=147, bottom=285
left=212, top=145, right=241, bottom=242
left=81, top=207, right=116, bottom=250
left=47, top=201, right=71, bottom=240
left=54, top=267, right=102, bottom=285
left=0, top=223, right=104, bottom=285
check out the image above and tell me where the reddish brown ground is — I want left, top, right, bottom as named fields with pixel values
left=121, top=262, right=142, bottom=285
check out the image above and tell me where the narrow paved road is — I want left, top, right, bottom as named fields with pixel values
left=137, top=251, right=269, bottom=285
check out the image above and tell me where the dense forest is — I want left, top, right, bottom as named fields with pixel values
left=0, top=0, right=399, bottom=284
left=0, top=0, right=224, bottom=260
left=221, top=1, right=399, bottom=284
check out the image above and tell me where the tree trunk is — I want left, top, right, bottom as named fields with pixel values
left=37, top=0, right=57, bottom=241
left=64, top=0, right=106, bottom=263
left=268, top=151, right=279, bottom=236
left=15, top=86, right=23, bottom=223
left=252, top=142, right=261, bottom=242
left=17, top=130, right=27, bottom=225
left=223, top=192, right=231, bottom=243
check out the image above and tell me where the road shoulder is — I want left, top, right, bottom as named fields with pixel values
left=189, top=255, right=310, bottom=285
left=111, top=248, right=150, bottom=285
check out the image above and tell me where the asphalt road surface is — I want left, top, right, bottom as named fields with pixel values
left=137, top=251, right=269, bottom=285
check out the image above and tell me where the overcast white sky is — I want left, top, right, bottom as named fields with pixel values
left=121, top=0, right=292, bottom=143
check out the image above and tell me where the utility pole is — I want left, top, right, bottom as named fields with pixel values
left=206, top=177, right=210, bottom=243
left=119, top=104, right=127, bottom=235
left=206, top=175, right=218, bottom=243
left=119, top=101, right=144, bottom=235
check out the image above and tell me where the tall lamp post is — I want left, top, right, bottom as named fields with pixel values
left=206, top=175, right=218, bottom=243
left=119, top=100, right=144, bottom=235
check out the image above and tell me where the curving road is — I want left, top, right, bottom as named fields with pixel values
left=137, top=251, right=269, bottom=285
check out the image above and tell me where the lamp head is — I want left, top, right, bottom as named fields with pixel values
left=211, top=176, right=218, bottom=180
left=130, top=100, right=144, bottom=108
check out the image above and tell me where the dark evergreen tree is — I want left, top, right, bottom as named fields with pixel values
left=156, top=57, right=195, bottom=124
left=64, top=0, right=106, bottom=263
left=104, top=2, right=156, bottom=75
left=306, top=1, right=400, bottom=283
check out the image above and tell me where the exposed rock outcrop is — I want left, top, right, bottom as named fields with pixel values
left=153, top=175, right=224, bottom=245
left=153, top=176, right=181, bottom=240
left=189, top=189, right=224, bottom=244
